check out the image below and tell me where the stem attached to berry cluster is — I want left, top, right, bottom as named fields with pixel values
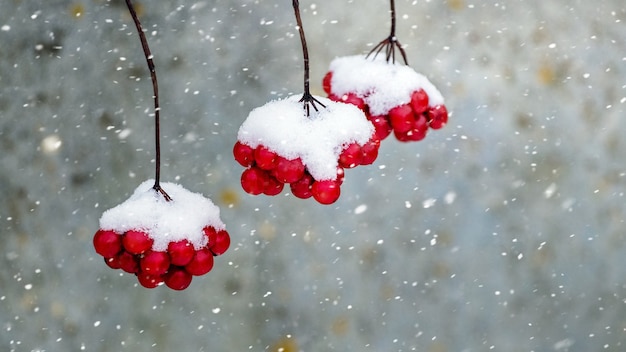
left=365, top=0, right=408, bottom=65
left=292, top=0, right=325, bottom=116
left=124, top=0, right=172, bottom=201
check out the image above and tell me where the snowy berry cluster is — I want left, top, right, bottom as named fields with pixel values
left=93, top=226, right=229, bottom=290
left=234, top=95, right=377, bottom=205
left=93, top=180, right=230, bottom=290
left=323, top=55, right=448, bottom=142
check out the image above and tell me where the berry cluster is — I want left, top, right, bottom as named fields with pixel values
left=234, top=137, right=378, bottom=205
left=93, top=226, right=230, bottom=290
left=323, top=55, right=449, bottom=143
left=233, top=96, right=378, bottom=205
left=94, top=180, right=230, bottom=290
left=100, top=0, right=233, bottom=291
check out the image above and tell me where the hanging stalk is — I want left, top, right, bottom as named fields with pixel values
left=124, top=0, right=172, bottom=201
left=366, top=0, right=408, bottom=65
left=292, top=0, right=325, bottom=116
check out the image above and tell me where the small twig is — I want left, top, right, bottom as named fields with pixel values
left=293, top=0, right=326, bottom=116
left=154, top=185, right=173, bottom=201
left=365, top=0, right=408, bottom=65
left=298, top=91, right=326, bottom=116
left=124, top=0, right=172, bottom=201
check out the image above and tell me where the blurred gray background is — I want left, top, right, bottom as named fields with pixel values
left=1, top=0, right=625, bottom=351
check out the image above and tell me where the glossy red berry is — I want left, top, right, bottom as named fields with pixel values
left=210, top=230, right=231, bottom=256
left=164, top=267, right=193, bottom=290
left=339, top=143, right=363, bottom=168
left=336, top=167, right=345, bottom=185
left=167, top=240, right=195, bottom=266
left=328, top=93, right=341, bottom=102
left=203, top=226, right=218, bottom=244
left=233, top=141, right=255, bottom=167
left=104, top=256, right=122, bottom=270
left=427, top=105, right=448, bottom=129
left=406, top=114, right=428, bottom=141
left=274, top=157, right=305, bottom=183
left=369, top=115, right=392, bottom=141
left=93, top=229, right=122, bottom=258
left=311, top=180, right=341, bottom=205
left=393, top=129, right=410, bottom=142
left=338, top=92, right=366, bottom=110
left=410, top=89, right=429, bottom=114
left=140, top=251, right=170, bottom=276
left=290, top=173, right=314, bottom=199
left=360, top=138, right=380, bottom=165
left=123, top=230, right=153, bottom=255
left=406, top=129, right=427, bottom=142
left=389, top=104, right=414, bottom=133
left=137, top=272, right=164, bottom=289
left=263, top=174, right=284, bottom=196
left=185, top=248, right=214, bottom=276
left=118, top=251, right=139, bottom=274
left=254, top=146, right=278, bottom=170
left=241, top=166, right=269, bottom=195
left=322, top=72, right=333, bottom=94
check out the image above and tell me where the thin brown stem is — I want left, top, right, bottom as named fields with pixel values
left=293, top=0, right=325, bottom=116
left=365, top=0, right=408, bottom=65
left=124, top=0, right=172, bottom=201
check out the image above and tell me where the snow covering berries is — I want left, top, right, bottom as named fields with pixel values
left=323, top=55, right=448, bottom=142
left=234, top=95, right=379, bottom=205
left=93, top=180, right=231, bottom=290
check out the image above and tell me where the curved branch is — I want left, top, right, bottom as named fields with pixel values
left=124, top=0, right=172, bottom=201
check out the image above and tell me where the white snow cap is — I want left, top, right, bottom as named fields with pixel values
left=328, top=55, right=445, bottom=116
left=99, top=180, right=225, bottom=251
left=238, top=95, right=373, bottom=181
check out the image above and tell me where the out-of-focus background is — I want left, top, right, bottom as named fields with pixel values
left=1, top=0, right=625, bottom=351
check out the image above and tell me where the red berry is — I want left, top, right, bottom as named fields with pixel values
left=167, top=240, right=195, bottom=266
left=123, top=230, right=153, bottom=255
left=369, top=115, right=392, bottom=141
left=361, top=138, right=380, bottom=165
left=233, top=141, right=255, bottom=167
left=406, top=114, right=428, bottom=141
left=339, top=143, right=363, bottom=168
left=241, top=166, right=269, bottom=195
left=263, top=174, right=284, bottom=196
left=290, top=173, right=314, bottom=199
left=406, top=129, right=427, bottom=142
left=328, top=93, right=341, bottom=102
left=140, top=251, right=170, bottom=276
left=185, top=248, right=214, bottom=276
left=389, top=104, right=414, bottom=133
left=410, top=89, right=429, bottom=114
left=393, top=129, right=411, bottom=142
left=118, top=251, right=139, bottom=274
left=104, top=256, right=122, bottom=270
left=336, top=167, right=345, bottom=185
left=427, top=105, right=448, bottom=129
left=311, top=180, right=341, bottom=205
left=164, top=267, right=193, bottom=290
left=93, top=229, right=122, bottom=258
left=254, top=146, right=277, bottom=170
left=274, top=157, right=305, bottom=183
left=137, top=272, right=164, bottom=289
left=203, top=226, right=218, bottom=244
left=210, top=230, right=231, bottom=256
left=339, top=92, right=366, bottom=110
left=322, top=71, right=333, bottom=94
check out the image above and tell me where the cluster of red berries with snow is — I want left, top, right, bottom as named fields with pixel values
left=93, top=180, right=230, bottom=290
left=323, top=55, right=448, bottom=142
left=234, top=95, right=378, bottom=205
